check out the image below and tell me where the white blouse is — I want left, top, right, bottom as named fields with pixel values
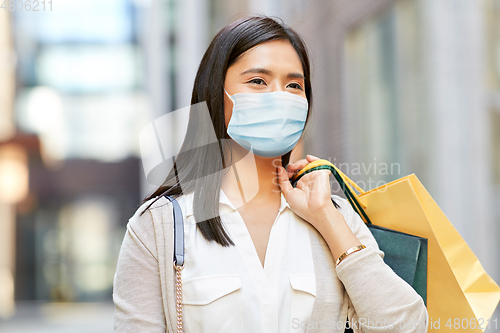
left=113, top=189, right=429, bottom=332
left=176, top=188, right=324, bottom=333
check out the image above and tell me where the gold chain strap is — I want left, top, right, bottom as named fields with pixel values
left=174, top=263, right=185, bottom=333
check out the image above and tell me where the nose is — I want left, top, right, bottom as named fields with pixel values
left=269, top=81, right=286, bottom=92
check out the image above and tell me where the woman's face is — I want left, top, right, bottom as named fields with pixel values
left=223, top=39, right=307, bottom=129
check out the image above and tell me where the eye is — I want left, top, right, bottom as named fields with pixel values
left=247, top=78, right=267, bottom=85
left=287, top=82, right=303, bottom=91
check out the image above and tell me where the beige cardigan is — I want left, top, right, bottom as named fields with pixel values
left=113, top=195, right=428, bottom=332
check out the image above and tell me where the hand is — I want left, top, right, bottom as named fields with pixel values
left=277, top=154, right=342, bottom=231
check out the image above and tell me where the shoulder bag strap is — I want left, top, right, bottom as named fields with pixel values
left=163, top=195, right=185, bottom=333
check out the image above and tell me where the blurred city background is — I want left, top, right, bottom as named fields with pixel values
left=0, top=0, right=499, bottom=331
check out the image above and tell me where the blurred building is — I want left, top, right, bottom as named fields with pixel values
left=0, top=7, right=26, bottom=320
left=1, top=0, right=147, bottom=323
left=293, top=0, right=500, bottom=285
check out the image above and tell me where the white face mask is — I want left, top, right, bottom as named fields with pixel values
left=225, top=89, right=308, bottom=157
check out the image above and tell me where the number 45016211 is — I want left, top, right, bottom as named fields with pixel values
left=1, top=0, right=52, bottom=11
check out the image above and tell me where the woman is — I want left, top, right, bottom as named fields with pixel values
left=113, top=16, right=428, bottom=332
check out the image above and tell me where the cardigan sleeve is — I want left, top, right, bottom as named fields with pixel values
left=112, top=203, right=166, bottom=332
left=332, top=195, right=428, bottom=333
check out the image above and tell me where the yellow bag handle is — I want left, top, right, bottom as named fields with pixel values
left=290, top=159, right=368, bottom=209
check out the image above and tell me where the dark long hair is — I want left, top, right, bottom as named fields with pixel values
left=143, top=16, right=316, bottom=246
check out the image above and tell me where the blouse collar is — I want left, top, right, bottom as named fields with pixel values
left=182, top=187, right=290, bottom=219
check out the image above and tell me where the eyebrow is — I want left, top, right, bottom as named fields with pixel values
left=240, top=67, right=305, bottom=80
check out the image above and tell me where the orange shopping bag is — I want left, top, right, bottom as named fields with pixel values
left=349, top=173, right=500, bottom=331
left=291, top=160, right=500, bottom=331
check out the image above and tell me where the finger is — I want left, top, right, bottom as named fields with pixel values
left=298, top=169, right=331, bottom=194
left=306, top=154, right=321, bottom=162
left=287, top=158, right=309, bottom=175
left=288, top=155, right=321, bottom=175
left=277, top=166, right=294, bottom=195
left=295, top=179, right=306, bottom=191
left=313, top=170, right=333, bottom=189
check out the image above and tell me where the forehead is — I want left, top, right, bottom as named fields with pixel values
left=230, top=39, right=304, bottom=74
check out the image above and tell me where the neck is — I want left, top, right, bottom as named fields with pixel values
left=221, top=142, right=282, bottom=209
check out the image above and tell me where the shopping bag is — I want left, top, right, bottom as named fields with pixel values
left=292, top=159, right=500, bottom=332
left=291, top=160, right=428, bottom=304
left=357, top=174, right=500, bottom=331
left=365, top=224, right=428, bottom=304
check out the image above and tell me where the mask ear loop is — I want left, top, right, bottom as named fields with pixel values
left=224, top=89, right=234, bottom=102
left=224, top=88, right=236, bottom=130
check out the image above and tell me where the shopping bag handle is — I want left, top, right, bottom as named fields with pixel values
left=290, top=159, right=373, bottom=224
